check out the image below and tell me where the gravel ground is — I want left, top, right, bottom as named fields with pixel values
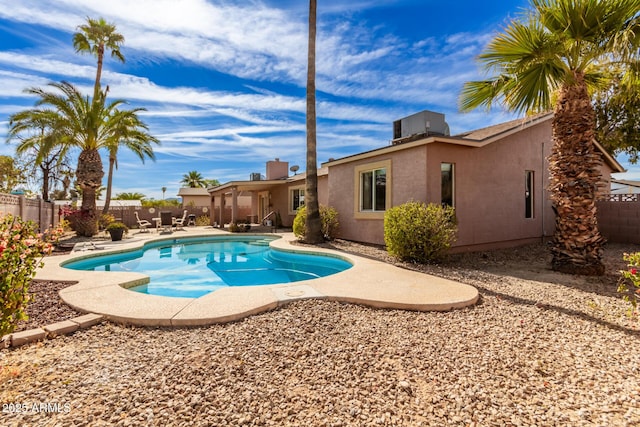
left=14, top=281, right=81, bottom=333
left=1, top=240, right=640, bottom=426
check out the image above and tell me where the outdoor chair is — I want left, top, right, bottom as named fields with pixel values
left=174, top=210, right=188, bottom=231
left=134, top=212, right=152, bottom=233
left=159, top=211, right=174, bottom=234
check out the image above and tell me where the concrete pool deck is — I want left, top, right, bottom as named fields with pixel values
left=37, top=228, right=479, bottom=327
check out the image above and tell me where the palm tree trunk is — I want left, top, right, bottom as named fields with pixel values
left=93, top=44, right=104, bottom=104
left=76, top=148, right=104, bottom=236
left=102, top=153, right=115, bottom=214
left=39, top=163, right=50, bottom=202
left=304, top=0, right=323, bottom=244
left=548, top=73, right=605, bottom=275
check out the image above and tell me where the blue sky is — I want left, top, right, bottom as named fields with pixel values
left=0, top=0, right=631, bottom=200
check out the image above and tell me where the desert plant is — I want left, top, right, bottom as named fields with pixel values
left=0, top=214, right=63, bottom=336
left=384, top=201, right=457, bottom=263
left=619, top=252, right=640, bottom=314
left=293, top=205, right=339, bottom=241
left=98, top=213, right=115, bottom=230
left=105, top=221, right=128, bottom=232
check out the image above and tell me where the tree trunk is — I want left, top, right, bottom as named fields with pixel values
left=93, top=44, right=104, bottom=104
left=304, top=0, right=323, bottom=244
left=39, top=163, right=50, bottom=202
left=548, top=73, right=605, bottom=275
left=76, top=148, right=104, bottom=236
left=102, top=153, right=115, bottom=214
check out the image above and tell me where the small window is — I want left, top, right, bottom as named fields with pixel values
left=360, top=167, right=386, bottom=212
left=441, top=163, right=454, bottom=207
left=291, top=188, right=305, bottom=212
left=525, top=170, right=534, bottom=218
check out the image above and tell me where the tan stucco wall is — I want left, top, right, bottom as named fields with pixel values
left=271, top=176, right=328, bottom=227
left=328, top=120, right=616, bottom=251
left=182, top=195, right=211, bottom=208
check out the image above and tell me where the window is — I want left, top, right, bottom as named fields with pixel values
left=525, top=170, right=534, bottom=218
left=360, top=168, right=386, bottom=211
left=290, top=187, right=305, bottom=213
left=354, top=160, right=391, bottom=219
left=441, top=163, right=454, bottom=207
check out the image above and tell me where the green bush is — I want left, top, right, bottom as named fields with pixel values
left=0, top=214, right=63, bottom=336
left=619, top=252, right=640, bottom=314
left=384, top=201, right=457, bottom=263
left=293, top=205, right=339, bottom=241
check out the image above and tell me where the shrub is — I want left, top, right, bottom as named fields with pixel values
left=229, top=222, right=250, bottom=232
left=384, top=201, right=457, bottom=263
left=619, top=252, right=640, bottom=314
left=195, top=215, right=210, bottom=226
left=105, top=221, right=128, bottom=233
left=293, top=205, right=339, bottom=241
left=59, top=205, right=97, bottom=237
left=98, top=213, right=116, bottom=230
left=0, top=214, right=63, bottom=336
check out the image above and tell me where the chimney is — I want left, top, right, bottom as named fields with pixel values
left=266, top=158, right=289, bottom=180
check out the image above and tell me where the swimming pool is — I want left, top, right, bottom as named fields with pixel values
left=63, top=236, right=352, bottom=298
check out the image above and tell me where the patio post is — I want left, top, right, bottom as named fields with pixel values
left=231, top=187, right=238, bottom=224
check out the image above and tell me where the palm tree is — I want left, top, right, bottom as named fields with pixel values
left=7, top=108, right=72, bottom=201
left=459, top=0, right=640, bottom=275
left=304, top=0, right=323, bottom=244
left=115, top=192, right=146, bottom=200
left=162, top=186, right=167, bottom=199
left=102, top=107, right=159, bottom=213
left=73, top=17, right=125, bottom=103
left=181, top=171, right=206, bottom=188
left=9, top=81, right=155, bottom=236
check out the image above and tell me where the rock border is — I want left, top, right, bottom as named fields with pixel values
left=1, top=313, right=104, bottom=349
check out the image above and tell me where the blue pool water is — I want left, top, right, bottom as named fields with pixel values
left=63, top=236, right=352, bottom=298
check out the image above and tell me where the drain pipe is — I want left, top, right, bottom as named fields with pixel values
left=541, top=141, right=546, bottom=240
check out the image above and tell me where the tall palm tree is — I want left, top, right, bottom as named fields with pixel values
left=304, top=0, right=323, bottom=244
left=181, top=171, right=206, bottom=188
left=459, top=0, right=640, bottom=275
left=162, top=186, right=167, bottom=200
left=9, top=81, right=156, bottom=236
left=102, top=108, right=159, bottom=213
left=73, top=17, right=125, bottom=103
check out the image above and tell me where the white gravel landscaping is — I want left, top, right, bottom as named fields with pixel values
left=1, top=241, right=639, bottom=426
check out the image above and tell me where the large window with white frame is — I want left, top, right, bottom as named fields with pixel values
left=354, top=160, right=391, bottom=219
left=289, top=186, right=305, bottom=214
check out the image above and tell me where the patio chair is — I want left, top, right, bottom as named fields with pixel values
left=159, top=211, right=174, bottom=234
left=134, top=212, right=152, bottom=233
left=174, top=210, right=188, bottom=231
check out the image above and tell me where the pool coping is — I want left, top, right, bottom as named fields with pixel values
left=37, top=228, right=479, bottom=327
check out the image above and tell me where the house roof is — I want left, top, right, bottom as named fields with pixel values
left=323, top=113, right=624, bottom=173
left=177, top=187, right=210, bottom=196
left=55, top=199, right=143, bottom=207
left=209, top=167, right=327, bottom=194
left=612, top=179, right=640, bottom=188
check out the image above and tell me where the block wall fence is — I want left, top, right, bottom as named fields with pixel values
left=1, top=192, right=638, bottom=245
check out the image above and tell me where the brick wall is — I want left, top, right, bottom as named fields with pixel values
left=597, top=194, right=640, bottom=244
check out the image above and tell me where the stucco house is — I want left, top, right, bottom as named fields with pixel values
left=177, top=187, right=211, bottom=207
left=208, top=112, right=622, bottom=251
left=324, top=112, right=623, bottom=251
left=208, top=159, right=327, bottom=227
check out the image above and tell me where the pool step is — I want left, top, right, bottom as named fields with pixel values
left=247, top=239, right=272, bottom=247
